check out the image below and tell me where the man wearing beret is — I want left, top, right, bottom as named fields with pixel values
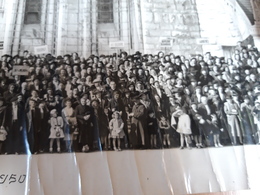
left=129, top=95, right=147, bottom=149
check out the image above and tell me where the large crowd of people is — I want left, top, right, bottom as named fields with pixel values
left=0, top=41, right=259, bottom=154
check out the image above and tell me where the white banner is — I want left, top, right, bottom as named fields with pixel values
left=34, top=45, right=49, bottom=55
left=196, top=38, right=217, bottom=45
left=109, top=41, right=125, bottom=48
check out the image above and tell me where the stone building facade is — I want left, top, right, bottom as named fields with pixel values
left=0, top=0, right=259, bottom=57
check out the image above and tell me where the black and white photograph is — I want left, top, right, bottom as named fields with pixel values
left=0, top=0, right=260, bottom=194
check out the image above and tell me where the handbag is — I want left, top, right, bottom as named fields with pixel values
left=56, top=129, right=61, bottom=138
left=0, top=126, right=7, bottom=141
left=73, top=127, right=79, bottom=135
left=0, top=110, right=7, bottom=141
left=56, top=127, right=61, bottom=138
left=55, top=118, right=62, bottom=138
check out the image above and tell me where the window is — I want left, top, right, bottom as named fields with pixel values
left=98, top=0, right=113, bottom=23
left=24, top=0, right=42, bottom=24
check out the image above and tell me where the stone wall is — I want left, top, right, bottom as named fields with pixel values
left=139, top=0, right=202, bottom=56
left=1, top=0, right=260, bottom=57
left=195, top=0, right=255, bottom=57
left=97, top=0, right=133, bottom=56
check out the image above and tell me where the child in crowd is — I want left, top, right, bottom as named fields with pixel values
left=176, top=109, right=192, bottom=149
left=159, top=115, right=171, bottom=148
left=147, top=111, right=159, bottom=149
left=209, top=114, right=223, bottom=147
left=109, top=111, right=125, bottom=151
left=49, top=109, right=64, bottom=153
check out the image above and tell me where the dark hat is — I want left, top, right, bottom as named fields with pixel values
left=91, top=99, right=100, bottom=105
left=2, top=54, right=11, bottom=58
left=120, top=51, right=128, bottom=56
left=64, top=98, right=72, bottom=103
left=92, top=89, right=102, bottom=95
left=54, top=92, right=61, bottom=96
left=46, top=53, right=54, bottom=59
left=13, top=55, right=20, bottom=59
left=118, top=79, right=127, bottom=84
left=10, top=96, right=18, bottom=102
left=130, top=67, right=137, bottom=71
left=135, top=51, right=142, bottom=56
left=64, top=54, right=71, bottom=58
left=226, top=95, right=232, bottom=99
left=153, top=80, right=159, bottom=85
left=66, top=76, right=72, bottom=81
left=104, top=92, right=112, bottom=98
left=133, top=93, right=143, bottom=100
left=33, top=78, right=40, bottom=82
left=28, top=55, right=34, bottom=60
left=231, top=90, right=238, bottom=96
left=190, top=78, right=197, bottom=82
left=244, top=95, right=250, bottom=100
left=128, top=73, right=136, bottom=79
left=136, top=81, right=143, bottom=85
left=93, top=78, right=102, bottom=83
left=106, top=64, right=113, bottom=69
left=57, top=55, right=63, bottom=60
left=113, top=90, right=120, bottom=96
left=127, top=83, right=135, bottom=88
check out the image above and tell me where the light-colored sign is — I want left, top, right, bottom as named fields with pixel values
left=34, top=45, right=49, bottom=55
left=109, top=41, right=125, bottom=48
left=12, top=66, right=29, bottom=76
left=160, top=38, right=172, bottom=47
left=196, top=38, right=216, bottom=45
left=0, top=41, right=3, bottom=50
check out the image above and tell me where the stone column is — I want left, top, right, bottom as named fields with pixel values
left=45, top=0, right=56, bottom=54
left=3, top=0, right=26, bottom=55
left=120, top=0, right=130, bottom=53
left=132, top=0, right=144, bottom=53
left=2, top=0, right=17, bottom=54
left=56, top=0, right=68, bottom=56
left=82, top=0, right=91, bottom=57
left=91, top=0, right=98, bottom=55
